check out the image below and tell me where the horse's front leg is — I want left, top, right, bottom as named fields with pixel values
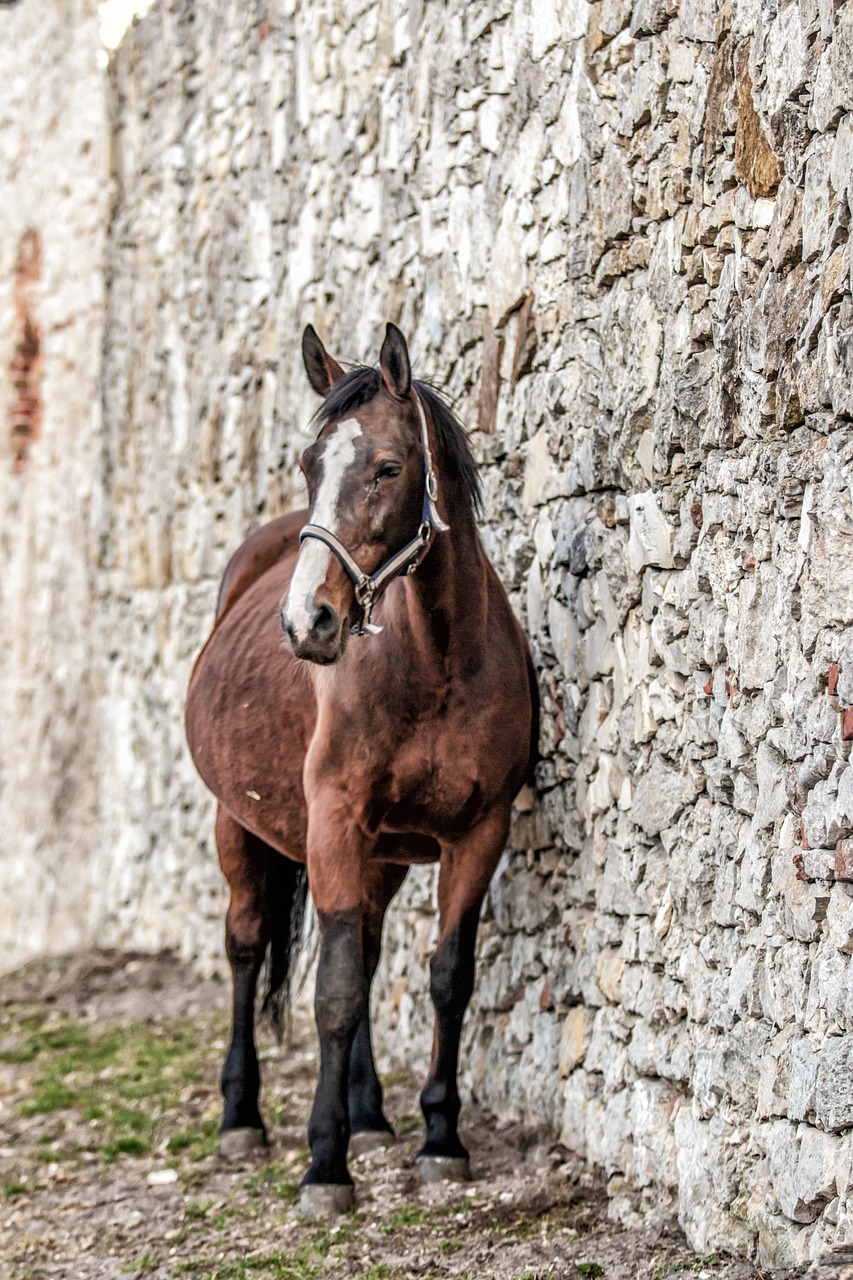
left=417, top=809, right=510, bottom=1183
left=348, top=863, right=408, bottom=1152
left=300, top=794, right=372, bottom=1216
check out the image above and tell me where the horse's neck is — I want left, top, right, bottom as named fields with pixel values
left=396, top=502, right=488, bottom=670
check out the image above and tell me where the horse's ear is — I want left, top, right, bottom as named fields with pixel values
left=302, top=324, right=344, bottom=397
left=379, top=323, right=411, bottom=400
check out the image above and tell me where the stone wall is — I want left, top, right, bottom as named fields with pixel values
left=0, top=0, right=110, bottom=968
left=4, top=0, right=853, bottom=1265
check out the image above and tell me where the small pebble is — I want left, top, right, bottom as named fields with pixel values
left=147, top=1168, right=178, bottom=1186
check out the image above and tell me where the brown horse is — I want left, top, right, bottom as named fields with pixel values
left=185, top=323, right=537, bottom=1215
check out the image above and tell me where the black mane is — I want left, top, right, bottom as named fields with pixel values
left=313, top=366, right=483, bottom=516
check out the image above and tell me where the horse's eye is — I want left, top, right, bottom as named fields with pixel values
left=375, top=462, right=401, bottom=481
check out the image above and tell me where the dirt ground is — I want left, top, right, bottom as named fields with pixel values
left=0, top=950, right=810, bottom=1280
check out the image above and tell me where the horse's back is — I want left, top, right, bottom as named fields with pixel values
left=216, top=509, right=307, bottom=621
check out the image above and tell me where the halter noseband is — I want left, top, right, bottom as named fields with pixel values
left=298, top=389, right=450, bottom=636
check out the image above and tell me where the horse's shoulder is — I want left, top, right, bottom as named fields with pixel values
left=215, top=509, right=307, bottom=622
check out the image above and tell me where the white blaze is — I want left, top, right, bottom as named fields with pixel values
left=286, top=417, right=362, bottom=637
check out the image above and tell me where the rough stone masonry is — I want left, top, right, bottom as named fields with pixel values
left=3, top=0, right=853, bottom=1266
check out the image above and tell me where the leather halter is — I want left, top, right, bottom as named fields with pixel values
left=298, top=389, right=450, bottom=636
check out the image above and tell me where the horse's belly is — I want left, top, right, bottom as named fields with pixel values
left=373, top=830, right=441, bottom=864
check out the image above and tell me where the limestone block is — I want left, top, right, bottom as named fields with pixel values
left=824, top=897, right=853, bottom=978
left=802, top=136, right=835, bottom=262
left=559, top=1005, right=589, bottom=1075
left=814, top=1036, right=853, bottom=1132
left=766, top=1120, right=840, bottom=1224
left=764, top=3, right=807, bottom=118
left=831, top=1, right=853, bottom=114
left=487, top=195, right=527, bottom=324
left=628, top=492, right=674, bottom=572
left=632, top=1078, right=682, bottom=1190
left=675, top=1110, right=755, bottom=1255
left=830, top=114, right=853, bottom=218
left=560, top=1068, right=594, bottom=1154
left=552, top=57, right=585, bottom=169
left=631, top=756, right=699, bottom=836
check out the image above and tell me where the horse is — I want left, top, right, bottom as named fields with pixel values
left=185, top=322, right=538, bottom=1216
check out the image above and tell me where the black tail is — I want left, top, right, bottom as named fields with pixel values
left=261, top=852, right=310, bottom=1037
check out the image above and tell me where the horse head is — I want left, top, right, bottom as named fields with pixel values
left=281, top=323, right=448, bottom=664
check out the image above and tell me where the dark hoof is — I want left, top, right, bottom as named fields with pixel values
left=349, top=1130, right=395, bottom=1158
left=299, top=1183, right=355, bottom=1217
left=416, top=1155, right=471, bottom=1184
left=218, top=1127, right=267, bottom=1160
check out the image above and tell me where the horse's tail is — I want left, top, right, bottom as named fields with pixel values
left=261, top=852, right=310, bottom=1038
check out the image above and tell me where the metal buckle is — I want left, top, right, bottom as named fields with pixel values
left=354, top=575, right=373, bottom=606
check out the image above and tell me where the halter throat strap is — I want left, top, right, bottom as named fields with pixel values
left=298, top=388, right=450, bottom=637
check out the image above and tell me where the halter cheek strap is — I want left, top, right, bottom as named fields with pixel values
left=298, top=389, right=449, bottom=637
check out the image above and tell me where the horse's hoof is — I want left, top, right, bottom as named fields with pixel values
left=416, top=1155, right=471, bottom=1184
left=218, top=1127, right=266, bottom=1160
left=299, top=1183, right=355, bottom=1217
left=349, top=1130, right=395, bottom=1158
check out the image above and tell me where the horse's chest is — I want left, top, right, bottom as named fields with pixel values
left=384, top=740, right=481, bottom=833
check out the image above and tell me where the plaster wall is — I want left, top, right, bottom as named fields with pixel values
left=0, top=0, right=110, bottom=966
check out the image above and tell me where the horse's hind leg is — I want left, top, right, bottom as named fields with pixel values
left=417, top=811, right=509, bottom=1182
left=216, top=806, right=272, bottom=1159
left=348, top=863, right=408, bottom=1154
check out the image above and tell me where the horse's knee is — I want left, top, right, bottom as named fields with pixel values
left=430, top=926, right=475, bottom=1017
left=225, top=904, right=268, bottom=962
left=315, top=910, right=365, bottom=1040
left=315, top=986, right=365, bottom=1040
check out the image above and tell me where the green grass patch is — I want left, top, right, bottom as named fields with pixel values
left=6, top=1010, right=222, bottom=1168
left=380, top=1205, right=433, bottom=1231
left=121, top=1255, right=160, bottom=1275
left=394, top=1113, right=422, bottom=1135
left=247, top=1161, right=303, bottom=1201
left=184, top=1197, right=215, bottom=1221
left=167, top=1120, right=218, bottom=1160
left=379, top=1070, right=411, bottom=1088
left=652, top=1260, right=719, bottom=1278
left=103, top=1135, right=151, bottom=1162
left=0, top=1041, right=39, bottom=1064
left=175, top=1239, right=329, bottom=1279
left=576, top=1265, right=603, bottom=1279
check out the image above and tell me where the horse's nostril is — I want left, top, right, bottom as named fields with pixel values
left=311, top=603, right=340, bottom=644
left=280, top=608, right=297, bottom=645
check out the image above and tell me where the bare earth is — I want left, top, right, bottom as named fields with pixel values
left=0, top=951, right=807, bottom=1280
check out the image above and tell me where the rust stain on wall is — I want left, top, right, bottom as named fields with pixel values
left=734, top=47, right=783, bottom=198
left=10, top=227, right=42, bottom=473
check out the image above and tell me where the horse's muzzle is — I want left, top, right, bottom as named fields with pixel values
left=280, top=601, right=343, bottom=665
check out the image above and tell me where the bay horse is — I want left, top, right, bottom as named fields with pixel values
left=185, top=323, right=537, bottom=1216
